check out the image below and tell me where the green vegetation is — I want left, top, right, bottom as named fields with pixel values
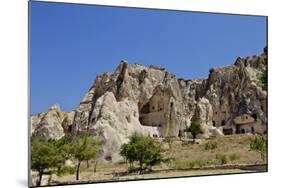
left=31, top=133, right=101, bottom=185
left=163, top=137, right=173, bottom=148
left=46, top=135, right=266, bottom=184
left=204, top=141, right=218, bottom=151
left=31, top=138, right=62, bottom=186
left=229, top=153, right=240, bottom=161
left=215, top=154, right=228, bottom=165
left=173, top=159, right=217, bottom=170
left=249, top=136, right=267, bottom=162
left=185, top=121, right=203, bottom=142
left=260, top=70, right=267, bottom=90
left=57, top=166, right=76, bottom=177
left=120, top=132, right=165, bottom=174
left=71, top=133, right=101, bottom=180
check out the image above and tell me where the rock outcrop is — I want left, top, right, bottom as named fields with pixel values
left=31, top=49, right=267, bottom=161
left=32, top=104, right=74, bottom=140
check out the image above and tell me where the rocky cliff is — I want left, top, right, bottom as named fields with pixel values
left=31, top=48, right=267, bottom=161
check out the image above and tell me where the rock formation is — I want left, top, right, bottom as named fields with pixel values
left=31, top=48, right=267, bottom=161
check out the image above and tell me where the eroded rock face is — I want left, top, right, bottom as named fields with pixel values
left=32, top=104, right=74, bottom=140
left=31, top=49, right=267, bottom=161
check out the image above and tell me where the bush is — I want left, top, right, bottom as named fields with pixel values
left=204, top=141, right=218, bottom=151
left=173, top=160, right=216, bottom=170
left=260, top=70, right=267, bottom=90
left=57, top=166, right=76, bottom=177
left=209, top=68, right=215, bottom=74
left=229, top=153, right=240, bottom=162
left=216, top=154, right=228, bottom=165
left=249, top=136, right=267, bottom=162
left=184, top=121, right=203, bottom=142
left=163, top=137, right=173, bottom=148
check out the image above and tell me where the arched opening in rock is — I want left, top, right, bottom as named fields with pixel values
left=138, top=98, right=165, bottom=129
left=252, top=114, right=258, bottom=121
left=212, top=121, right=216, bottom=127
left=223, top=128, right=233, bottom=135
left=140, top=103, right=150, bottom=114
left=170, top=102, right=173, bottom=107
left=251, top=127, right=255, bottom=134
left=105, top=155, right=112, bottom=161
left=241, top=129, right=245, bottom=134
left=178, top=130, right=183, bottom=138
left=221, top=120, right=226, bottom=126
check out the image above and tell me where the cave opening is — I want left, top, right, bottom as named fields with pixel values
left=140, top=103, right=150, bottom=114
left=252, top=113, right=258, bottom=121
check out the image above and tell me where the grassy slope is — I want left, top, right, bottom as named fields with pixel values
left=52, top=134, right=267, bottom=184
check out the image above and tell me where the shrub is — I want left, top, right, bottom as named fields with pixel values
left=216, top=154, right=228, bottom=165
left=173, top=160, right=216, bottom=170
left=260, top=70, right=267, bottom=90
left=163, top=137, right=173, bottom=148
left=229, top=153, right=240, bottom=162
left=184, top=120, right=203, bottom=142
left=249, top=136, right=267, bottom=162
left=57, top=166, right=76, bottom=177
left=204, top=141, right=218, bottom=151
left=209, top=68, right=215, bottom=74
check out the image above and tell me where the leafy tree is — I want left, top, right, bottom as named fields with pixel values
left=120, top=132, right=165, bottom=174
left=250, top=136, right=267, bottom=162
left=185, top=121, right=203, bottom=142
left=70, top=133, right=101, bottom=180
left=48, top=134, right=73, bottom=175
left=31, top=138, right=58, bottom=186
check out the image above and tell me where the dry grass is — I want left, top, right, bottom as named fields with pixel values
left=51, top=134, right=267, bottom=185
left=168, top=135, right=267, bottom=166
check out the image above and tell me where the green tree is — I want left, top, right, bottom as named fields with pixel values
left=250, top=136, right=267, bottom=162
left=120, top=132, right=165, bottom=174
left=70, top=133, right=101, bottom=180
left=49, top=134, right=72, bottom=175
left=185, top=121, right=203, bottom=143
left=31, top=138, right=58, bottom=186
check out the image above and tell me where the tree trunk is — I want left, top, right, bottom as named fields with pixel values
left=94, top=161, right=98, bottom=173
left=139, top=159, right=143, bottom=174
left=193, top=134, right=196, bottom=143
left=76, top=161, right=81, bottom=180
left=86, top=160, right=89, bottom=168
left=37, top=171, right=43, bottom=186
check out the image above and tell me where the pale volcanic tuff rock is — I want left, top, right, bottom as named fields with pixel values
left=31, top=49, right=268, bottom=161
left=32, top=104, right=75, bottom=140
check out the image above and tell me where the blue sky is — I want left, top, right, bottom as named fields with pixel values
left=30, top=1, right=267, bottom=114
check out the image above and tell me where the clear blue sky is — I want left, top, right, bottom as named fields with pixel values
left=30, top=1, right=267, bottom=114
